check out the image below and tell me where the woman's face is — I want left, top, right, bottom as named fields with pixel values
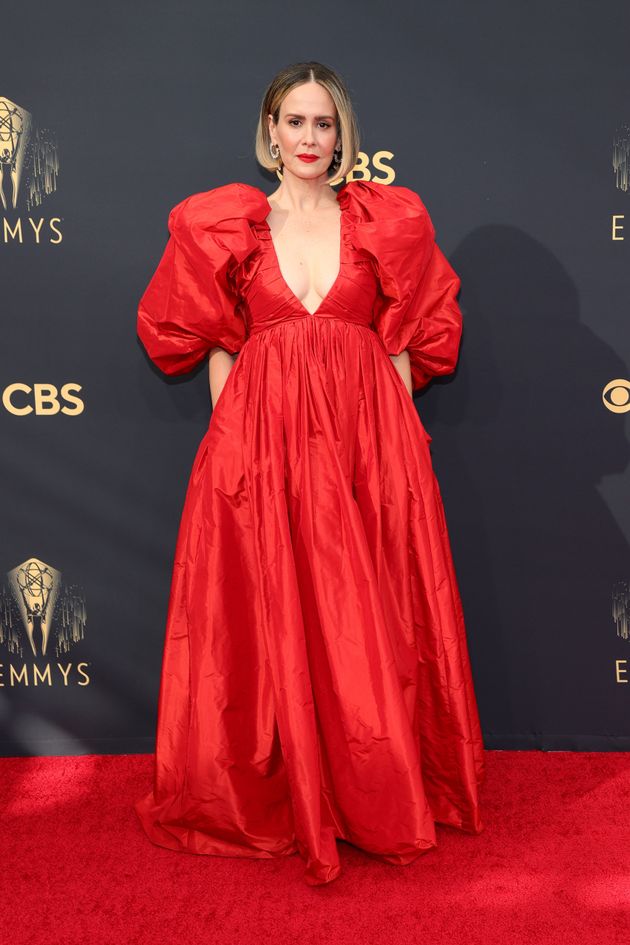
left=268, top=81, right=340, bottom=182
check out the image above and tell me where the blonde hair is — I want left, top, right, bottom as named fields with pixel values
left=254, top=61, right=360, bottom=187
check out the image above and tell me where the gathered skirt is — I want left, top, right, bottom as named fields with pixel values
left=134, top=315, right=485, bottom=885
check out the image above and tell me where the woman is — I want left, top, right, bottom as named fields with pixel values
left=134, top=60, right=485, bottom=886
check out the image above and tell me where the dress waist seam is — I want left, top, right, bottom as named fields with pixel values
left=247, top=314, right=375, bottom=338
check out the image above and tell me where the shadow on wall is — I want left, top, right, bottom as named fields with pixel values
left=416, top=224, right=630, bottom=747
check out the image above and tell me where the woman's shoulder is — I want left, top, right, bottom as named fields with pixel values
left=339, top=178, right=436, bottom=271
left=340, top=177, right=429, bottom=212
left=168, top=182, right=270, bottom=233
left=339, top=179, right=435, bottom=243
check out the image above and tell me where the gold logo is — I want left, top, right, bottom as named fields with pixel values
left=0, top=557, right=89, bottom=687
left=1, top=95, right=62, bottom=244
left=611, top=123, right=630, bottom=239
left=2, top=383, right=84, bottom=416
left=602, top=379, right=630, bottom=413
left=612, top=582, right=630, bottom=684
left=613, top=122, right=630, bottom=194
left=0, top=96, right=58, bottom=211
left=612, top=581, right=630, bottom=641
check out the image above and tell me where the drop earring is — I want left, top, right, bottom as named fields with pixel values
left=270, top=141, right=283, bottom=181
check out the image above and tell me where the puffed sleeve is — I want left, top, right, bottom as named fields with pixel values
left=341, top=180, right=463, bottom=393
left=378, top=235, right=463, bottom=394
left=137, top=184, right=261, bottom=375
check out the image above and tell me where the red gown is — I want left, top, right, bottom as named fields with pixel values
left=134, top=178, right=485, bottom=886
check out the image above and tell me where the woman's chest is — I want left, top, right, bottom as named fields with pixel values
left=232, top=224, right=381, bottom=323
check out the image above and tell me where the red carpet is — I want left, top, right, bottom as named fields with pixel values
left=1, top=750, right=628, bottom=944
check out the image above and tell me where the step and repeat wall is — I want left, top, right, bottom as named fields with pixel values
left=2, top=1, right=630, bottom=754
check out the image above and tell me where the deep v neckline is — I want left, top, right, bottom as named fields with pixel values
left=259, top=187, right=345, bottom=318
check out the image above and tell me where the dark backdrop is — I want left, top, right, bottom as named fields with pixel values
left=2, top=0, right=630, bottom=754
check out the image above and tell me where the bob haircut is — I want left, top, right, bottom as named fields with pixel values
left=255, top=61, right=360, bottom=187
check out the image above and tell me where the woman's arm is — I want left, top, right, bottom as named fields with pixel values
left=209, top=347, right=237, bottom=409
left=389, top=350, right=413, bottom=397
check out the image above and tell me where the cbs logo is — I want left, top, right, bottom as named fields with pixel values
left=347, top=152, right=395, bottom=184
left=602, top=379, right=630, bottom=414
left=2, top=383, right=84, bottom=416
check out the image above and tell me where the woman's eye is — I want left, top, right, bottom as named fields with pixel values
left=287, top=120, right=332, bottom=129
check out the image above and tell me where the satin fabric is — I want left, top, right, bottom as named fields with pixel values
left=134, top=179, right=485, bottom=886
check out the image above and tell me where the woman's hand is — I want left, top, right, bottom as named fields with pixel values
left=209, top=347, right=237, bottom=409
left=389, top=350, right=413, bottom=397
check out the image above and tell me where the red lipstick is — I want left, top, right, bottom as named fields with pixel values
left=297, top=154, right=319, bottom=163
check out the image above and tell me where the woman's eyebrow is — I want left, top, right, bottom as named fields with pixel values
left=285, top=113, right=335, bottom=120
